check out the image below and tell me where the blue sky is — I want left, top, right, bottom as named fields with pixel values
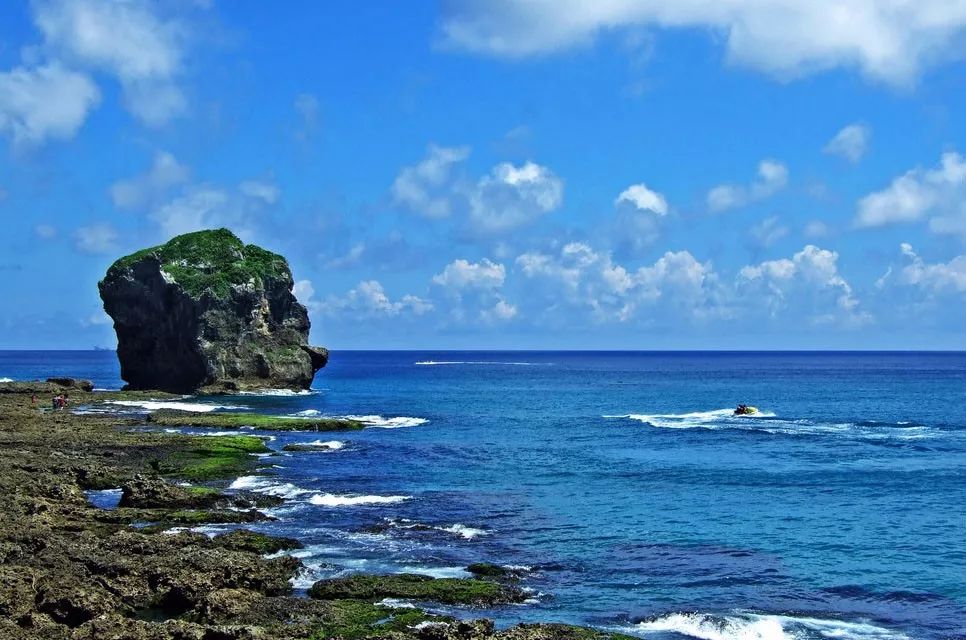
left=1, top=1, right=965, bottom=349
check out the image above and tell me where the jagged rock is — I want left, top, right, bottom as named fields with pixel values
left=118, top=475, right=220, bottom=509
left=98, top=229, right=327, bottom=393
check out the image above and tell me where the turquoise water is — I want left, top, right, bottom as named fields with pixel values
left=3, top=351, right=965, bottom=639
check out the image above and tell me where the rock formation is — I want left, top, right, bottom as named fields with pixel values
left=98, top=228, right=327, bottom=393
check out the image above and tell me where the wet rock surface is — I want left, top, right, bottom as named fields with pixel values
left=98, top=228, right=328, bottom=393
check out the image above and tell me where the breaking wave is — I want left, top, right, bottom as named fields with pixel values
left=309, top=493, right=411, bottom=507
left=228, top=475, right=313, bottom=499
left=604, top=409, right=934, bottom=440
left=107, top=400, right=248, bottom=413
left=0, top=377, right=13, bottom=382
left=238, top=389, right=317, bottom=397
left=627, top=612, right=909, bottom=640
left=343, top=415, right=429, bottom=428
left=381, top=517, right=490, bottom=540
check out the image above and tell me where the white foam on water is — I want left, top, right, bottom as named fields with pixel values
left=438, top=524, right=488, bottom=540
left=343, top=415, right=429, bottom=428
left=293, top=409, right=321, bottom=417
left=414, top=621, right=449, bottom=630
left=107, top=400, right=248, bottom=413
left=238, top=389, right=317, bottom=397
left=398, top=565, right=472, bottom=579
left=604, top=409, right=937, bottom=440
left=628, top=612, right=909, bottom=640
left=0, top=377, right=13, bottom=382
left=304, top=440, right=346, bottom=450
left=378, top=598, right=417, bottom=609
left=309, top=493, right=411, bottom=507
left=228, top=475, right=312, bottom=499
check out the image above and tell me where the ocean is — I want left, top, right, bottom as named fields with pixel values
left=2, top=350, right=965, bottom=640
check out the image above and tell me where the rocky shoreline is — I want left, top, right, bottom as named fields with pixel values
left=0, top=379, right=634, bottom=640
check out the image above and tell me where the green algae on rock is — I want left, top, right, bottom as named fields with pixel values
left=98, top=228, right=328, bottom=394
left=308, top=574, right=527, bottom=606
left=146, top=409, right=364, bottom=432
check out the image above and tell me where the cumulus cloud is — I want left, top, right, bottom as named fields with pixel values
left=392, top=144, right=564, bottom=233
left=74, top=223, right=118, bottom=254
left=432, top=258, right=506, bottom=289
left=33, top=0, right=189, bottom=125
left=468, top=161, right=563, bottom=232
left=707, top=160, right=788, bottom=212
left=615, top=183, right=668, bottom=215
left=432, top=258, right=515, bottom=323
left=516, top=242, right=722, bottom=323
left=0, top=63, right=100, bottom=145
left=879, top=243, right=966, bottom=294
left=110, top=151, right=189, bottom=209
left=438, top=0, right=966, bottom=86
left=824, top=123, right=871, bottom=163
left=738, top=245, right=868, bottom=325
left=855, top=152, right=966, bottom=235
left=392, top=144, right=471, bottom=218
left=324, top=280, right=433, bottom=318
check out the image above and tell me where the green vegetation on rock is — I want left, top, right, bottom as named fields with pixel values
left=151, top=434, right=270, bottom=480
left=308, top=574, right=525, bottom=606
left=107, top=228, right=291, bottom=299
left=309, top=600, right=449, bottom=640
left=212, top=529, right=304, bottom=555
left=147, top=410, right=364, bottom=432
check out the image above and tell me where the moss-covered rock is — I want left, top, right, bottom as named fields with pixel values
left=212, top=529, right=303, bottom=555
left=308, top=574, right=526, bottom=606
left=150, top=434, right=270, bottom=480
left=98, top=228, right=328, bottom=393
left=147, top=410, right=364, bottom=432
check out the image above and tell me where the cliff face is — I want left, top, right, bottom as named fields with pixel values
left=98, top=229, right=327, bottom=393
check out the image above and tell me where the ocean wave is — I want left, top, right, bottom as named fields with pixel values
left=228, top=475, right=313, bottom=499
left=309, top=493, right=411, bottom=507
left=378, top=598, right=417, bottom=609
left=380, top=517, right=489, bottom=540
left=0, top=377, right=13, bottom=382
left=414, top=360, right=551, bottom=366
left=627, top=612, right=909, bottom=640
left=107, top=400, right=249, bottom=413
left=605, top=409, right=934, bottom=440
left=304, top=439, right=346, bottom=450
left=238, top=389, right=317, bottom=397
left=397, top=565, right=472, bottom=579
left=343, top=415, right=429, bottom=428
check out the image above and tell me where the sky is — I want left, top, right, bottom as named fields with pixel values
left=1, top=1, right=965, bottom=350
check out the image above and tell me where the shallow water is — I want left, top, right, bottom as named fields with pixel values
left=4, top=350, right=965, bottom=639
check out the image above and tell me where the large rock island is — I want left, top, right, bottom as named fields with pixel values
left=99, top=228, right=327, bottom=393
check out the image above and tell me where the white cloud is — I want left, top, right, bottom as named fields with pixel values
left=739, top=244, right=868, bottom=325
left=0, top=63, right=100, bottom=145
left=432, top=258, right=506, bottom=289
left=855, top=152, right=966, bottom=234
left=392, top=144, right=471, bottom=218
left=885, top=243, right=966, bottom=293
left=35, top=224, right=58, bottom=239
left=33, top=0, right=188, bottom=125
left=750, top=216, right=789, bottom=248
left=468, top=161, right=563, bottom=232
left=110, top=151, right=189, bottom=209
left=149, top=178, right=278, bottom=240
left=707, top=160, right=788, bottom=212
left=482, top=299, right=518, bottom=322
left=74, top=223, right=118, bottom=254
left=392, top=146, right=564, bottom=233
left=824, top=123, right=871, bottom=163
left=438, top=0, right=966, bottom=86
left=615, top=183, right=668, bottom=215
left=325, top=280, right=433, bottom=318
left=516, top=242, right=722, bottom=323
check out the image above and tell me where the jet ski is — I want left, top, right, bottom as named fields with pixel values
left=733, top=404, right=758, bottom=416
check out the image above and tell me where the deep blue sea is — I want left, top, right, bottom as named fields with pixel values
left=3, top=350, right=965, bottom=640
